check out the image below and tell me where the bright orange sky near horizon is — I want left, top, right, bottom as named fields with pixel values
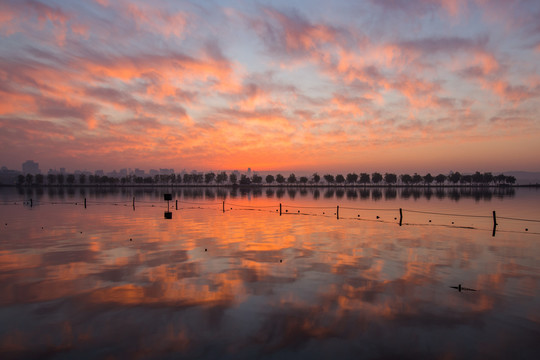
left=1, top=0, right=540, bottom=174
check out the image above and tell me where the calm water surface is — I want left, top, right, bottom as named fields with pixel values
left=0, top=187, right=539, bottom=359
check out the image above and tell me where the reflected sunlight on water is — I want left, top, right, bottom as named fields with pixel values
left=0, top=187, right=539, bottom=359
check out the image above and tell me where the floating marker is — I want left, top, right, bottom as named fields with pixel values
left=525, top=228, right=528, bottom=231
left=376, top=216, right=380, bottom=219
left=280, top=259, right=282, bottom=263
left=205, top=248, right=207, bottom=252
left=429, top=220, right=432, bottom=222
left=130, top=238, right=132, bottom=241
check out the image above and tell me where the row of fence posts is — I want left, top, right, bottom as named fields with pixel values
left=72, top=197, right=498, bottom=235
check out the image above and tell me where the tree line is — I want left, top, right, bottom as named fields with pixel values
left=17, top=171, right=516, bottom=186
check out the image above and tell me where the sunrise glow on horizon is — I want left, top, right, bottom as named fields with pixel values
left=1, top=0, right=540, bottom=174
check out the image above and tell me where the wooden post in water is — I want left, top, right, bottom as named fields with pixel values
left=222, top=201, right=225, bottom=213
left=280, top=203, right=282, bottom=216
left=84, top=198, right=86, bottom=209
left=176, top=200, right=178, bottom=210
left=493, top=210, right=497, bottom=236
left=399, top=208, right=403, bottom=226
left=30, top=198, right=32, bottom=207
left=337, top=205, right=339, bottom=220
left=132, top=197, right=135, bottom=211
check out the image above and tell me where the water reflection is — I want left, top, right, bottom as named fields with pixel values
left=0, top=187, right=538, bottom=359
left=15, top=186, right=516, bottom=202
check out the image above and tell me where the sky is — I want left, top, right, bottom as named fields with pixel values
left=1, top=0, right=540, bottom=175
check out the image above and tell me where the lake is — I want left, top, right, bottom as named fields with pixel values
left=1, top=186, right=539, bottom=359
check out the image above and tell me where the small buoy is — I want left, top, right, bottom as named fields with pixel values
left=376, top=216, right=380, bottom=219
left=80, top=231, right=82, bottom=234
left=452, top=222, right=454, bottom=224
left=41, top=227, right=44, bottom=229
left=394, top=217, right=396, bottom=220
left=205, top=248, right=207, bottom=252
left=276, top=209, right=278, bottom=212
left=280, top=259, right=282, bottom=263
left=230, top=207, right=232, bottom=210
left=286, top=210, right=288, bottom=212
left=429, top=220, right=431, bottom=223
left=298, top=210, right=300, bottom=213
left=525, top=228, right=528, bottom=231
left=323, top=212, right=325, bottom=214
left=130, top=238, right=132, bottom=241
left=358, top=215, right=360, bottom=217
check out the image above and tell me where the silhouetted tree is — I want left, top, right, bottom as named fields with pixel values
left=483, top=172, right=493, bottom=185
left=435, top=174, right=446, bottom=185
left=448, top=171, right=461, bottom=184
left=229, top=173, right=238, bottom=185
left=323, top=174, right=334, bottom=184
left=240, top=174, right=251, bottom=185
left=400, top=174, right=412, bottom=185
left=495, top=174, right=506, bottom=185
left=183, top=173, right=193, bottom=184
left=17, top=174, right=25, bottom=185
left=384, top=173, right=397, bottom=185
left=359, top=173, right=370, bottom=185
left=66, top=174, right=75, bottom=185
left=472, top=172, right=483, bottom=185
left=335, top=174, right=345, bottom=184
left=412, top=173, right=422, bottom=185
left=346, top=173, right=358, bottom=184
left=252, top=174, right=263, bottom=184
left=505, top=175, right=516, bottom=185
left=205, top=172, right=216, bottom=184
left=371, top=172, right=382, bottom=184
left=288, top=173, right=297, bottom=184
left=312, top=173, right=321, bottom=184
left=25, top=174, right=33, bottom=185
left=299, top=176, right=308, bottom=184
left=423, top=173, right=434, bottom=185
left=460, top=174, right=472, bottom=185
left=57, top=174, right=64, bottom=185
left=193, top=174, right=203, bottom=184
left=216, top=172, right=228, bottom=184
left=35, top=174, right=44, bottom=185
left=266, top=174, right=275, bottom=184
left=79, top=174, right=86, bottom=184
left=276, top=174, right=285, bottom=184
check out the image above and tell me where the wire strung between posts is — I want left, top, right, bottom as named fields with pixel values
left=340, top=206, right=398, bottom=211
left=498, top=216, right=540, bottom=223
left=227, top=202, right=277, bottom=208
left=403, top=209, right=492, bottom=218
left=281, top=204, right=334, bottom=209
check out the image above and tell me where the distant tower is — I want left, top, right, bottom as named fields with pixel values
left=247, top=167, right=252, bottom=176
left=22, top=160, right=40, bottom=175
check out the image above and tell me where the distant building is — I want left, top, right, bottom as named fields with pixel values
left=159, top=168, right=174, bottom=175
left=134, top=168, right=145, bottom=177
left=60, top=168, right=66, bottom=174
left=22, top=160, right=40, bottom=175
left=95, top=170, right=104, bottom=176
left=247, top=167, right=252, bottom=176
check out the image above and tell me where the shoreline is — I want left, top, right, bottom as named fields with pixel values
left=2, top=184, right=538, bottom=188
